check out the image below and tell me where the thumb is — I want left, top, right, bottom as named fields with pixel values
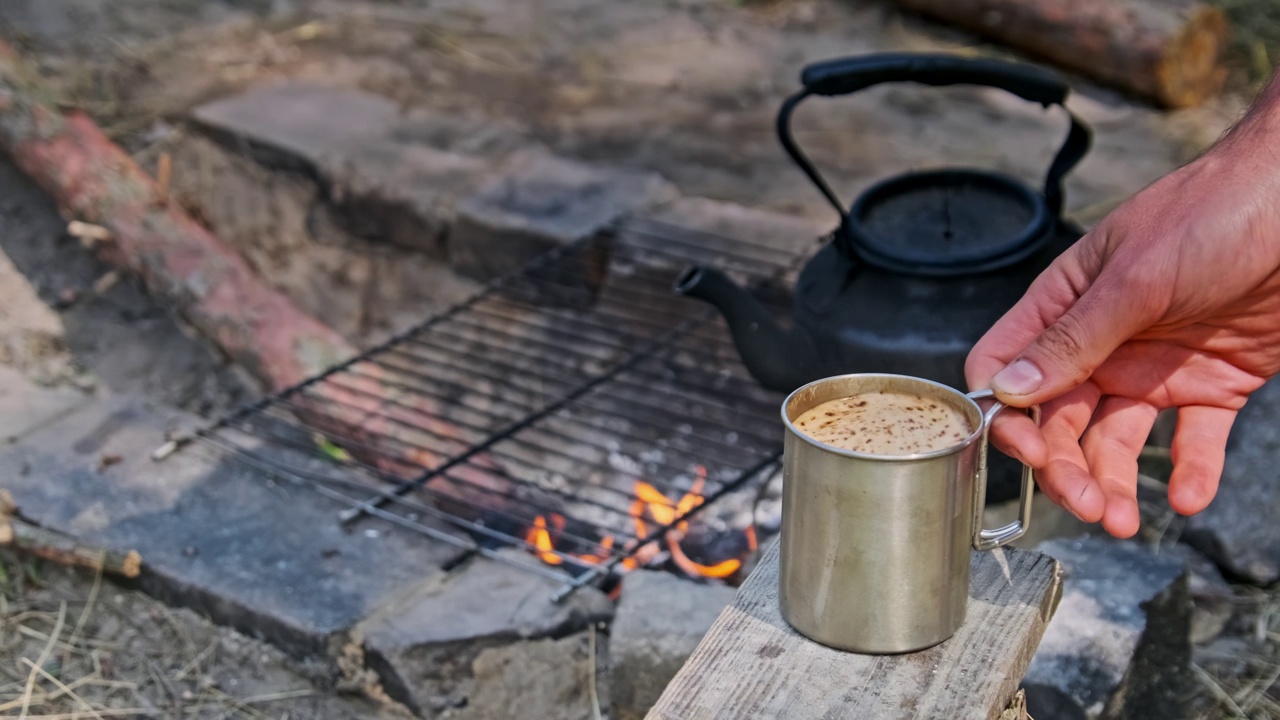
left=991, top=269, right=1154, bottom=406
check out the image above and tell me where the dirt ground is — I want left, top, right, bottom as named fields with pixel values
left=0, top=548, right=402, bottom=719
left=2, top=0, right=1280, bottom=718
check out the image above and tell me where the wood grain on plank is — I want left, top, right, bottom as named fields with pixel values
left=648, top=542, right=1061, bottom=720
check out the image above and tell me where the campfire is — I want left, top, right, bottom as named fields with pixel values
left=524, top=465, right=758, bottom=582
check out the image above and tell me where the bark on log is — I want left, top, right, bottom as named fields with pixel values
left=0, top=40, right=516, bottom=524
left=890, top=0, right=1230, bottom=109
left=0, top=40, right=351, bottom=391
left=0, top=491, right=142, bottom=578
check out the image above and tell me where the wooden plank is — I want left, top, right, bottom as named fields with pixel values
left=647, top=542, right=1062, bottom=720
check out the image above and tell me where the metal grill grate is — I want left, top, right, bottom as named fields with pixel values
left=178, top=217, right=817, bottom=599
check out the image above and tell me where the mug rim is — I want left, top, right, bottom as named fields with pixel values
left=780, top=372, right=984, bottom=462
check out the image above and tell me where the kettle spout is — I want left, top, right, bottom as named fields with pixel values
left=675, top=266, right=822, bottom=393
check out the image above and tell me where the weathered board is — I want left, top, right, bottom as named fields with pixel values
left=647, top=542, right=1062, bottom=720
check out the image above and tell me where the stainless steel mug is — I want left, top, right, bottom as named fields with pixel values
left=778, top=373, right=1038, bottom=653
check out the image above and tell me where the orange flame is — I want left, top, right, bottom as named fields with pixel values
left=525, top=515, right=563, bottom=565
left=523, top=464, right=755, bottom=582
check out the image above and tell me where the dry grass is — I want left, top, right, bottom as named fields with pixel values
left=1207, top=0, right=1280, bottom=90
left=1192, top=584, right=1280, bottom=720
left=0, top=550, right=378, bottom=719
left=1136, top=462, right=1280, bottom=720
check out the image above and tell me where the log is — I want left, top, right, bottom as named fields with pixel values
left=0, top=40, right=352, bottom=391
left=890, top=0, right=1229, bottom=109
left=0, top=41, right=515, bottom=523
left=647, top=541, right=1063, bottom=720
left=0, top=491, right=142, bottom=578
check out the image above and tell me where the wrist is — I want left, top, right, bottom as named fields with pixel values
left=1220, top=72, right=1280, bottom=155
left=1208, top=107, right=1280, bottom=189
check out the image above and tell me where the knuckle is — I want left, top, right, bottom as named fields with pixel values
left=1034, top=315, right=1092, bottom=382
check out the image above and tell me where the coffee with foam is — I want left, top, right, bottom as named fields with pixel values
left=792, top=390, right=973, bottom=455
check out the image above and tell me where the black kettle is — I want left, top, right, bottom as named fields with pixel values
left=676, top=52, right=1092, bottom=395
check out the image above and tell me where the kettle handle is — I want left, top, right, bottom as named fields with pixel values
left=777, top=52, right=1091, bottom=222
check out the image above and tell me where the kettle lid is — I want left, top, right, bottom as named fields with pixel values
left=844, top=168, right=1052, bottom=277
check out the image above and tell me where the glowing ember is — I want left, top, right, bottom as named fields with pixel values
left=525, top=515, right=563, bottom=565
left=522, top=464, right=757, bottom=582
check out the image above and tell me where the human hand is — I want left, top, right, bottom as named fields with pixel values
left=966, top=124, right=1280, bottom=538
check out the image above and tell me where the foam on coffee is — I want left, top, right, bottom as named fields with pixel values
left=792, top=390, right=973, bottom=455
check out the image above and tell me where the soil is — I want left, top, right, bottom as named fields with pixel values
left=0, top=157, right=254, bottom=417
left=0, top=548, right=400, bottom=719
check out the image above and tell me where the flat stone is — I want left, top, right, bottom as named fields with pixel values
left=355, top=549, right=612, bottom=714
left=1185, top=375, right=1280, bottom=584
left=0, top=365, right=88, bottom=443
left=0, top=395, right=461, bottom=658
left=1025, top=536, right=1191, bottom=720
left=193, top=85, right=499, bottom=256
left=1166, top=543, right=1234, bottom=645
left=449, top=148, right=677, bottom=284
left=191, top=83, right=399, bottom=173
left=323, top=135, right=492, bottom=255
left=610, top=570, right=736, bottom=718
left=447, top=632, right=600, bottom=720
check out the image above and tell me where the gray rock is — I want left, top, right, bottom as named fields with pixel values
left=191, top=83, right=399, bottom=173
left=445, top=632, right=601, bottom=720
left=192, top=84, right=495, bottom=255
left=354, top=550, right=612, bottom=714
left=449, top=148, right=676, bottom=288
left=610, top=570, right=736, bottom=718
left=1024, top=536, right=1192, bottom=720
left=323, top=136, right=492, bottom=255
left=0, top=395, right=462, bottom=658
left=0, top=366, right=87, bottom=442
left=1185, top=375, right=1280, bottom=584
left=1165, top=543, right=1234, bottom=645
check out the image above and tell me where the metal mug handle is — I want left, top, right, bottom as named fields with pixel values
left=966, top=389, right=1040, bottom=551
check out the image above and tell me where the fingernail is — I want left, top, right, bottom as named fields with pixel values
left=992, top=359, right=1044, bottom=397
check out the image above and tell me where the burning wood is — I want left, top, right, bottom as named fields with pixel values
left=521, top=466, right=759, bottom=584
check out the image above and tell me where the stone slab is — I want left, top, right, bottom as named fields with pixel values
left=610, top=570, right=736, bottom=718
left=0, top=365, right=88, bottom=442
left=324, top=135, right=492, bottom=255
left=355, top=548, right=612, bottom=713
left=1186, top=375, right=1280, bottom=584
left=191, top=83, right=399, bottom=173
left=1024, top=536, right=1191, bottom=720
left=450, top=632, right=600, bottom=720
left=192, top=84, right=498, bottom=255
left=0, top=394, right=462, bottom=657
left=1166, top=542, right=1234, bottom=645
left=449, top=148, right=677, bottom=282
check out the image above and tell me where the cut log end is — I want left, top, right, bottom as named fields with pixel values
left=1157, top=6, right=1230, bottom=109
left=121, top=549, right=143, bottom=578
left=891, top=0, right=1232, bottom=109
